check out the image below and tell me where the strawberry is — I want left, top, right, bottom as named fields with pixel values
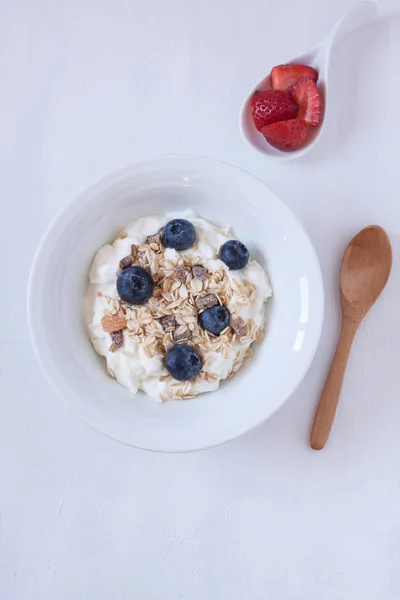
left=261, top=119, right=308, bottom=152
left=251, top=90, right=299, bottom=131
left=290, top=77, right=322, bottom=126
left=270, top=64, right=318, bottom=92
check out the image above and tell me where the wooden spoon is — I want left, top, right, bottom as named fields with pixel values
left=310, top=225, right=392, bottom=450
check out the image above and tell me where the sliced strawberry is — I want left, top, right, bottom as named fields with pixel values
left=251, top=90, right=299, bottom=131
left=270, top=64, right=318, bottom=92
left=261, top=119, right=308, bottom=152
left=291, top=77, right=322, bottom=126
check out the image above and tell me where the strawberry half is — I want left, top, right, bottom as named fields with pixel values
left=261, top=119, right=308, bottom=152
left=251, top=90, right=299, bottom=131
left=291, top=77, right=322, bottom=126
left=270, top=64, right=318, bottom=92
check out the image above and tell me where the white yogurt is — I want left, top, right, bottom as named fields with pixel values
left=86, top=212, right=272, bottom=401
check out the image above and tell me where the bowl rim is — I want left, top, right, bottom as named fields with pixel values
left=27, top=154, right=324, bottom=452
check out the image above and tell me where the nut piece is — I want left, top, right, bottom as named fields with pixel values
left=101, top=315, right=127, bottom=333
left=109, top=330, right=124, bottom=352
left=160, top=315, right=176, bottom=331
left=173, top=266, right=190, bottom=283
left=231, top=316, right=247, bottom=336
left=147, top=233, right=162, bottom=247
left=195, top=293, right=219, bottom=312
left=130, top=244, right=138, bottom=259
left=173, top=325, right=192, bottom=342
left=192, top=265, right=207, bottom=280
left=119, top=255, right=135, bottom=269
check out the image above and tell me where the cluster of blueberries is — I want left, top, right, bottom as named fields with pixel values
left=116, top=218, right=249, bottom=382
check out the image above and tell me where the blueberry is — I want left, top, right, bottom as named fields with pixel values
left=116, top=266, right=154, bottom=305
left=164, top=344, right=202, bottom=382
left=220, top=240, right=249, bottom=270
left=162, top=219, right=196, bottom=251
left=199, top=305, right=231, bottom=336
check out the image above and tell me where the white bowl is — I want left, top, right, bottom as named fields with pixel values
left=28, top=155, right=324, bottom=452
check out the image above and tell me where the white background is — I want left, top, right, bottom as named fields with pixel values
left=1, top=0, right=400, bottom=598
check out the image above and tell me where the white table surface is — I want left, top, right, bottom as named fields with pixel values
left=2, top=0, right=400, bottom=598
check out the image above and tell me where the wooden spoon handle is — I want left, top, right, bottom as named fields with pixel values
left=310, top=316, right=359, bottom=450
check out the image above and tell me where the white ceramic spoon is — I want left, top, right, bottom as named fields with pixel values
left=240, top=1, right=378, bottom=161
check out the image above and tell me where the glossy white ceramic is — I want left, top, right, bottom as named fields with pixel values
left=28, top=156, right=324, bottom=452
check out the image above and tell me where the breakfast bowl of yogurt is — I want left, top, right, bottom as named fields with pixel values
left=87, top=212, right=272, bottom=402
left=28, top=155, right=323, bottom=452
